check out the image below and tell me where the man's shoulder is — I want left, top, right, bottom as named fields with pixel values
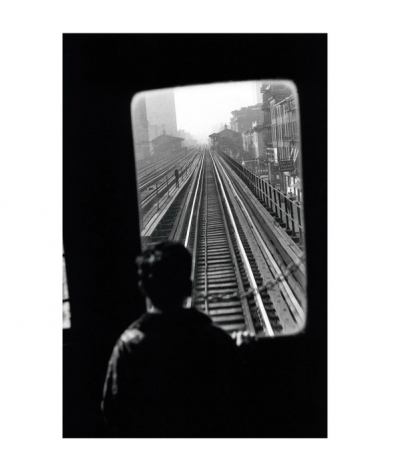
left=120, top=327, right=146, bottom=346
left=116, top=310, right=235, bottom=350
left=113, top=317, right=150, bottom=354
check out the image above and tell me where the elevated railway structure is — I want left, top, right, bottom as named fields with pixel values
left=139, top=147, right=200, bottom=231
left=140, top=148, right=306, bottom=337
left=136, top=145, right=191, bottom=174
left=138, top=148, right=196, bottom=193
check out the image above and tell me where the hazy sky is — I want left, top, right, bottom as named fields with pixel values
left=174, top=81, right=258, bottom=142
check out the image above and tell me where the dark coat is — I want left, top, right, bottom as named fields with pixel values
left=102, top=307, right=251, bottom=437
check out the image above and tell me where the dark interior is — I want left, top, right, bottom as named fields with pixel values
left=63, top=33, right=327, bottom=438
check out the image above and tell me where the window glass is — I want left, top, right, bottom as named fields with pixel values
left=131, top=81, right=306, bottom=337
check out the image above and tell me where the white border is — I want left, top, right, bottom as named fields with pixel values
left=1, top=1, right=400, bottom=464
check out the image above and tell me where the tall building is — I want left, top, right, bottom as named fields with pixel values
left=131, top=95, right=151, bottom=161
left=145, top=89, right=178, bottom=139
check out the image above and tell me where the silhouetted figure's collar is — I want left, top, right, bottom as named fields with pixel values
left=131, top=307, right=212, bottom=332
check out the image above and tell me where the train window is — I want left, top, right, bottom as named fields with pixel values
left=131, top=80, right=306, bottom=337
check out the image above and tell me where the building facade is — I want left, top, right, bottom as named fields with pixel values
left=242, top=129, right=253, bottom=155
left=209, top=125, right=243, bottom=158
left=241, top=122, right=265, bottom=161
left=261, top=83, right=301, bottom=194
left=251, top=123, right=265, bottom=160
left=230, top=104, right=263, bottom=133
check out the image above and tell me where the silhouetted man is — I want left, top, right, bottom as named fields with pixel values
left=174, top=168, right=179, bottom=187
left=102, top=241, right=250, bottom=437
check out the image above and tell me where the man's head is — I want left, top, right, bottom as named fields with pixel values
left=136, top=241, right=192, bottom=310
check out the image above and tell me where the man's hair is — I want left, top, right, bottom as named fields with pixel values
left=136, top=241, right=192, bottom=309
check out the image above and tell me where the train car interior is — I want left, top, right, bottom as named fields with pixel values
left=63, top=34, right=327, bottom=438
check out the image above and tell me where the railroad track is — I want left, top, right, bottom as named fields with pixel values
left=146, top=148, right=305, bottom=337
left=140, top=151, right=202, bottom=230
left=136, top=145, right=196, bottom=178
left=192, top=153, right=248, bottom=333
left=138, top=147, right=198, bottom=193
left=213, top=150, right=306, bottom=330
left=182, top=150, right=280, bottom=336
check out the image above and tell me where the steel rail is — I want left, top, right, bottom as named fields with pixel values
left=140, top=153, right=203, bottom=232
left=136, top=145, right=196, bottom=178
left=140, top=149, right=197, bottom=203
left=137, top=155, right=173, bottom=178
left=186, top=149, right=206, bottom=310
left=184, top=151, right=206, bottom=249
left=138, top=148, right=195, bottom=185
left=139, top=148, right=197, bottom=192
left=207, top=152, right=256, bottom=334
left=209, top=151, right=275, bottom=337
left=138, top=148, right=196, bottom=189
left=168, top=151, right=205, bottom=243
left=140, top=150, right=198, bottom=209
left=202, top=155, right=209, bottom=314
left=183, top=150, right=256, bottom=333
left=213, top=151, right=305, bottom=323
left=139, top=152, right=195, bottom=193
left=217, top=149, right=304, bottom=246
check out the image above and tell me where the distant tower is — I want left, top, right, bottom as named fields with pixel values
left=145, top=89, right=178, bottom=139
left=131, top=95, right=150, bottom=161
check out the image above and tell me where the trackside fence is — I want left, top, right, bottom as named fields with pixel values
left=216, top=150, right=304, bottom=246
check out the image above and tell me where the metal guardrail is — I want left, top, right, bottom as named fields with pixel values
left=216, top=150, right=304, bottom=245
left=138, top=147, right=197, bottom=191
left=140, top=152, right=201, bottom=230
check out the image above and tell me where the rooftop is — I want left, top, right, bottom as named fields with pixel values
left=150, top=133, right=184, bottom=143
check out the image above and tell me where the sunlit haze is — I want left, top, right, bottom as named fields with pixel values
left=174, top=81, right=258, bottom=143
